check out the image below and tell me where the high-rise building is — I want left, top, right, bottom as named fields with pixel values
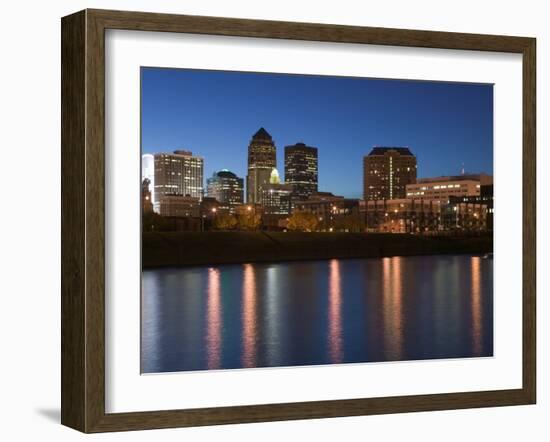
left=206, top=169, right=244, bottom=213
left=363, top=147, right=417, bottom=200
left=153, top=150, right=204, bottom=211
left=284, top=142, right=318, bottom=201
left=142, top=154, right=155, bottom=206
left=260, top=168, right=293, bottom=215
left=247, top=127, right=277, bottom=204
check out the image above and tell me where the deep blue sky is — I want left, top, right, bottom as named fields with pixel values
left=141, top=68, right=493, bottom=199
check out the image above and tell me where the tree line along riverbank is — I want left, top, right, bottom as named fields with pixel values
left=142, top=231, right=493, bottom=268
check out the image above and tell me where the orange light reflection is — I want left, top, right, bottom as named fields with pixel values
left=471, top=257, right=482, bottom=355
left=328, top=259, right=343, bottom=363
left=242, top=264, right=257, bottom=367
left=382, top=257, right=404, bottom=359
left=206, top=268, right=222, bottom=369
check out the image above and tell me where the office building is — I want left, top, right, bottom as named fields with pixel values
left=246, top=127, right=277, bottom=204
left=206, top=169, right=244, bottom=213
left=449, top=183, right=494, bottom=230
left=284, top=142, right=318, bottom=202
left=260, top=168, right=293, bottom=215
left=153, top=150, right=204, bottom=211
left=363, top=147, right=417, bottom=200
left=406, top=174, right=493, bottom=201
left=361, top=198, right=488, bottom=233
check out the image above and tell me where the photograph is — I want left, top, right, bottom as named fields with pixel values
left=140, top=67, right=494, bottom=374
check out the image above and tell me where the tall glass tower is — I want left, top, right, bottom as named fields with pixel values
left=246, top=128, right=277, bottom=204
left=284, top=142, right=318, bottom=202
left=206, top=169, right=244, bottom=213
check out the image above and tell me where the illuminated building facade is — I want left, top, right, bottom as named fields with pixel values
left=206, top=169, right=244, bottom=213
left=260, top=168, right=293, bottom=215
left=246, top=128, right=277, bottom=204
left=361, top=198, right=488, bottom=233
left=406, top=174, right=492, bottom=201
left=284, top=142, right=318, bottom=202
left=363, top=147, right=417, bottom=200
left=449, top=183, right=494, bottom=230
left=153, top=150, right=204, bottom=211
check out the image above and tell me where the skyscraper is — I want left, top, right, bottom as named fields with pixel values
left=246, top=127, right=277, bottom=204
left=206, top=169, right=244, bottom=213
left=284, top=142, right=318, bottom=201
left=153, top=150, right=204, bottom=211
left=363, top=147, right=417, bottom=200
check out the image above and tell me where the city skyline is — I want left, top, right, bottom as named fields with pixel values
left=141, top=67, right=493, bottom=199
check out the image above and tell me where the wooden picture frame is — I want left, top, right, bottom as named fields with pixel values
left=61, top=8, right=536, bottom=433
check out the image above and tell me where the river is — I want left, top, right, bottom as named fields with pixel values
left=141, top=255, right=493, bottom=373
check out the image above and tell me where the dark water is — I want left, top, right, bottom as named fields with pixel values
left=141, top=255, right=493, bottom=373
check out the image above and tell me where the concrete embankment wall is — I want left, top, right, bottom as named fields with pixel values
left=142, top=231, right=493, bottom=268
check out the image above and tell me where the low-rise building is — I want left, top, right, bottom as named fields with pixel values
left=361, top=198, right=488, bottom=233
left=449, top=184, right=494, bottom=230
left=142, top=178, right=154, bottom=214
left=406, top=174, right=493, bottom=201
left=294, top=192, right=361, bottom=231
left=157, top=194, right=200, bottom=218
left=200, top=197, right=227, bottom=218
left=233, top=203, right=264, bottom=217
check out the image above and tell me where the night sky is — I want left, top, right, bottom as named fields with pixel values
left=141, top=67, right=493, bottom=199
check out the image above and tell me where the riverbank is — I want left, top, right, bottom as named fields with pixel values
left=142, top=231, right=493, bottom=268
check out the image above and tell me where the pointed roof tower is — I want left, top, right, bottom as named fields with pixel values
left=252, top=127, right=272, bottom=140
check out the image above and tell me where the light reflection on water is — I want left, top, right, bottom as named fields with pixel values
left=141, top=255, right=493, bottom=373
left=471, top=257, right=482, bottom=355
left=382, top=257, right=404, bottom=360
left=241, top=264, right=257, bottom=368
left=328, top=259, right=343, bottom=363
left=206, top=268, right=222, bottom=370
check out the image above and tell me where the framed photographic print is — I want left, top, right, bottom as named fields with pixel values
left=61, top=9, right=536, bottom=433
